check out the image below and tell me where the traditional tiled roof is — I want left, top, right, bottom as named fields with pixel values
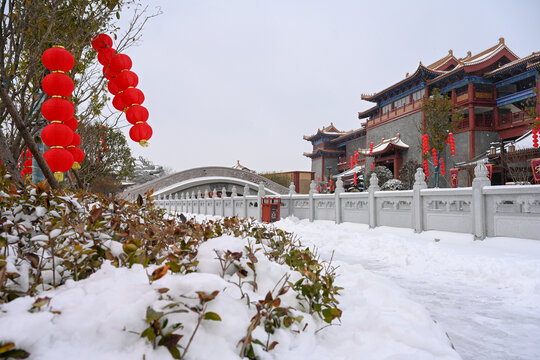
left=357, top=105, right=379, bottom=119
left=361, top=64, right=444, bottom=102
left=362, top=38, right=524, bottom=103
left=303, top=148, right=344, bottom=158
left=303, top=123, right=344, bottom=141
left=427, top=50, right=459, bottom=71
left=358, top=134, right=409, bottom=156
left=330, top=126, right=366, bottom=144
left=486, top=52, right=540, bottom=77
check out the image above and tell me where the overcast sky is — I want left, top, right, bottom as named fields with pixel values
left=116, top=0, right=539, bottom=173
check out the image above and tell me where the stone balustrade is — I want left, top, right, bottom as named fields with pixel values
left=155, top=164, right=540, bottom=240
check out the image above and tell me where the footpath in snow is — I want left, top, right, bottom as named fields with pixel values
left=274, top=217, right=540, bottom=360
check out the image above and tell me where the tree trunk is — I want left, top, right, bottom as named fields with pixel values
left=0, top=130, right=24, bottom=186
left=0, top=86, right=59, bottom=189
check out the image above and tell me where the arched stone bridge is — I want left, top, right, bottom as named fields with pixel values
left=121, top=166, right=290, bottom=201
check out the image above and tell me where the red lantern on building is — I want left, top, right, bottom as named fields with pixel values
left=129, top=122, right=153, bottom=146
left=448, top=132, right=455, bottom=155
left=369, top=142, right=374, bottom=155
left=371, top=163, right=375, bottom=170
left=354, top=172, right=358, bottom=186
left=42, top=72, right=75, bottom=98
left=532, top=127, right=539, bottom=148
left=42, top=47, right=74, bottom=73
left=432, top=148, right=438, bottom=167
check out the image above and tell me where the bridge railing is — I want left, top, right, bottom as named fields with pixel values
left=155, top=164, right=540, bottom=240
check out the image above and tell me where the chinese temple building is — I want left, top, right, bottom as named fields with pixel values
left=304, top=38, right=539, bottom=188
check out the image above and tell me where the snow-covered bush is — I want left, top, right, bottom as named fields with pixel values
left=365, top=166, right=393, bottom=188
left=381, top=179, right=405, bottom=191
left=0, top=168, right=342, bottom=359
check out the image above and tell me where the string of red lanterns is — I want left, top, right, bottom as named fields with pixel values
left=92, top=34, right=152, bottom=147
left=532, top=125, right=539, bottom=148
left=447, top=132, right=455, bottom=155
left=350, top=155, right=354, bottom=170
left=41, top=46, right=79, bottom=182
left=20, top=149, right=32, bottom=179
left=369, top=142, right=374, bottom=155
left=440, top=157, right=446, bottom=176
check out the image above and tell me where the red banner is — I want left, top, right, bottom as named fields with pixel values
left=486, top=164, right=493, bottom=180
left=450, top=168, right=458, bottom=188
left=532, top=158, right=540, bottom=183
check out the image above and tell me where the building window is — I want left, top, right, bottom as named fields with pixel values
left=412, top=89, right=424, bottom=102
left=394, top=95, right=410, bottom=108
left=382, top=103, right=392, bottom=114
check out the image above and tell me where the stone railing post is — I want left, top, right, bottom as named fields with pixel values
left=288, top=181, right=296, bottom=218
left=243, top=184, right=250, bottom=218
left=231, top=186, right=237, bottom=216
left=413, top=168, right=427, bottom=233
left=309, top=180, right=316, bottom=222
left=190, top=191, right=194, bottom=213
left=335, top=178, right=344, bottom=224
left=180, top=193, right=185, bottom=213
left=174, top=194, right=178, bottom=213
left=204, top=190, right=209, bottom=215
left=368, top=173, right=379, bottom=229
left=221, top=187, right=227, bottom=216
left=197, top=190, right=202, bottom=214
left=257, top=182, right=265, bottom=222
left=472, top=162, right=491, bottom=240
left=212, top=188, right=218, bottom=216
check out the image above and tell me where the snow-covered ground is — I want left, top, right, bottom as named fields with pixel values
left=273, top=218, right=540, bottom=360
left=3, top=214, right=538, bottom=359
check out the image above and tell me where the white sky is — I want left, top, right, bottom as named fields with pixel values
left=116, top=0, right=540, bottom=173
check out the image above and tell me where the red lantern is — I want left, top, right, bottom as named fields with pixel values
left=371, top=163, right=375, bottom=170
left=354, top=151, right=358, bottom=164
left=41, top=98, right=74, bottom=122
left=129, top=122, right=153, bottom=146
left=67, top=146, right=85, bottom=169
left=64, top=116, right=78, bottom=131
left=42, top=47, right=74, bottom=72
left=125, top=105, right=149, bottom=124
left=532, top=127, right=539, bottom=148
left=41, top=123, right=74, bottom=148
left=112, top=93, right=128, bottom=111
left=70, top=132, right=81, bottom=147
left=440, top=158, right=446, bottom=175
left=109, top=54, right=132, bottom=73
left=97, top=47, right=116, bottom=66
left=108, top=79, right=121, bottom=95
left=112, top=70, right=139, bottom=92
left=103, top=65, right=119, bottom=80
left=369, top=142, right=374, bottom=155
left=43, top=148, right=74, bottom=181
left=91, top=34, right=113, bottom=51
left=120, top=87, right=145, bottom=109
left=42, top=73, right=75, bottom=98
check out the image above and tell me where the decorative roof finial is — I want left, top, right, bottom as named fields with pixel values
left=449, top=49, right=453, bottom=55
left=499, top=37, right=505, bottom=45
